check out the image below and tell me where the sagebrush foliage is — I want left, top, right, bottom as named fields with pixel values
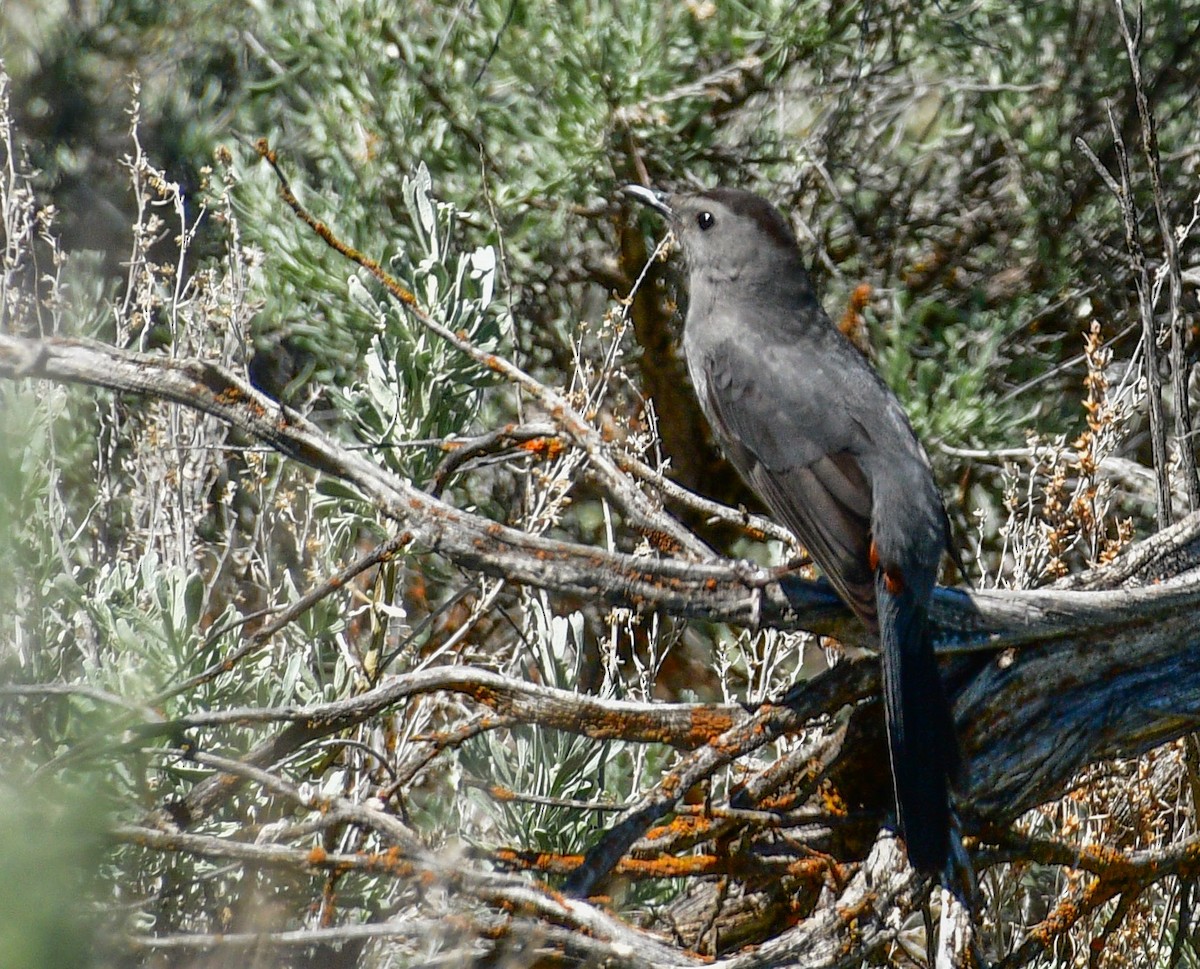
left=3, top=2, right=1200, bottom=966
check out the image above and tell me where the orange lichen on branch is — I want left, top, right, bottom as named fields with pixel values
left=357, top=847, right=414, bottom=878
left=254, top=139, right=417, bottom=307
left=492, top=848, right=584, bottom=875
left=645, top=814, right=715, bottom=843
left=307, top=845, right=327, bottom=866
left=1028, top=876, right=1118, bottom=948
left=786, top=855, right=849, bottom=897
left=1076, top=842, right=1138, bottom=880
left=757, top=790, right=802, bottom=812
left=617, top=854, right=723, bottom=878
left=221, top=386, right=266, bottom=418
left=414, top=714, right=503, bottom=747
left=517, top=436, right=565, bottom=460
left=635, top=526, right=685, bottom=555
left=835, top=895, right=874, bottom=926
left=833, top=894, right=873, bottom=957
left=319, top=877, right=338, bottom=927
left=818, top=779, right=849, bottom=817
left=685, top=707, right=737, bottom=746
left=464, top=683, right=501, bottom=708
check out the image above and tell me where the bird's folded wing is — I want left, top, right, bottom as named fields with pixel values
left=699, top=341, right=878, bottom=628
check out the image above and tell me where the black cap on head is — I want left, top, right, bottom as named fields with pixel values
left=625, top=184, right=799, bottom=257
left=693, top=188, right=798, bottom=250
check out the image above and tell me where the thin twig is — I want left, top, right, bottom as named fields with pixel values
left=151, top=531, right=413, bottom=704
left=1077, top=108, right=1172, bottom=528
left=1114, top=0, right=1200, bottom=510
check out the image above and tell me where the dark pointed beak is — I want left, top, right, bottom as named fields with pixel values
left=622, top=184, right=673, bottom=219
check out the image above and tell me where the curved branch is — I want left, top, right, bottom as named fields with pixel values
left=8, top=332, right=1200, bottom=642
left=163, top=664, right=747, bottom=749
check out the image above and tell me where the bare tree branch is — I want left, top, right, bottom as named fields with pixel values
left=1114, top=0, right=1200, bottom=511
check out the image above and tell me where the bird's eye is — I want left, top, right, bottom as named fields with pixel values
left=697, top=211, right=715, bottom=231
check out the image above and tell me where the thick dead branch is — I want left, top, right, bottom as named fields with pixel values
left=162, top=664, right=746, bottom=747
left=711, top=833, right=920, bottom=969
left=0, top=333, right=843, bottom=635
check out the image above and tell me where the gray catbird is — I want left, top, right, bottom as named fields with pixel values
left=625, top=184, right=960, bottom=877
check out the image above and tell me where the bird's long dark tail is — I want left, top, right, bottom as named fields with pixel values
left=876, top=575, right=960, bottom=875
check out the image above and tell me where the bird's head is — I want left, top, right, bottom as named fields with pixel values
left=624, top=185, right=808, bottom=291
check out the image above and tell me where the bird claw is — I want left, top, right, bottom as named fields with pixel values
left=731, top=560, right=773, bottom=631
left=731, top=558, right=773, bottom=588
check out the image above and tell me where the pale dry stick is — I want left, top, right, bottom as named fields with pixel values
left=998, top=319, right=1138, bottom=406
left=1114, top=0, right=1200, bottom=510
left=434, top=424, right=793, bottom=550
left=411, top=575, right=507, bottom=671
left=116, top=83, right=151, bottom=346
left=1076, top=116, right=1171, bottom=529
left=582, top=228, right=674, bottom=416
left=615, top=446, right=798, bottom=549
left=164, top=663, right=747, bottom=745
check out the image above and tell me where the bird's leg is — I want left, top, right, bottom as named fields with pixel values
left=731, top=553, right=812, bottom=589
left=729, top=560, right=768, bottom=630
left=772, top=552, right=813, bottom=579
left=732, top=555, right=813, bottom=631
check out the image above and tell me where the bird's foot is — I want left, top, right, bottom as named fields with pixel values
left=732, top=557, right=811, bottom=588
left=729, top=561, right=769, bottom=630
left=731, top=558, right=774, bottom=588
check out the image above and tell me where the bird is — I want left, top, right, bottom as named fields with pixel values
left=624, top=184, right=960, bottom=877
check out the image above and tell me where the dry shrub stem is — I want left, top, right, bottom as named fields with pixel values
left=1113, top=0, right=1200, bottom=512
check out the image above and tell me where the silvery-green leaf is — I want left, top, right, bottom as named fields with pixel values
left=347, top=274, right=384, bottom=327
left=470, top=245, right=496, bottom=306
left=413, top=163, right=434, bottom=234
